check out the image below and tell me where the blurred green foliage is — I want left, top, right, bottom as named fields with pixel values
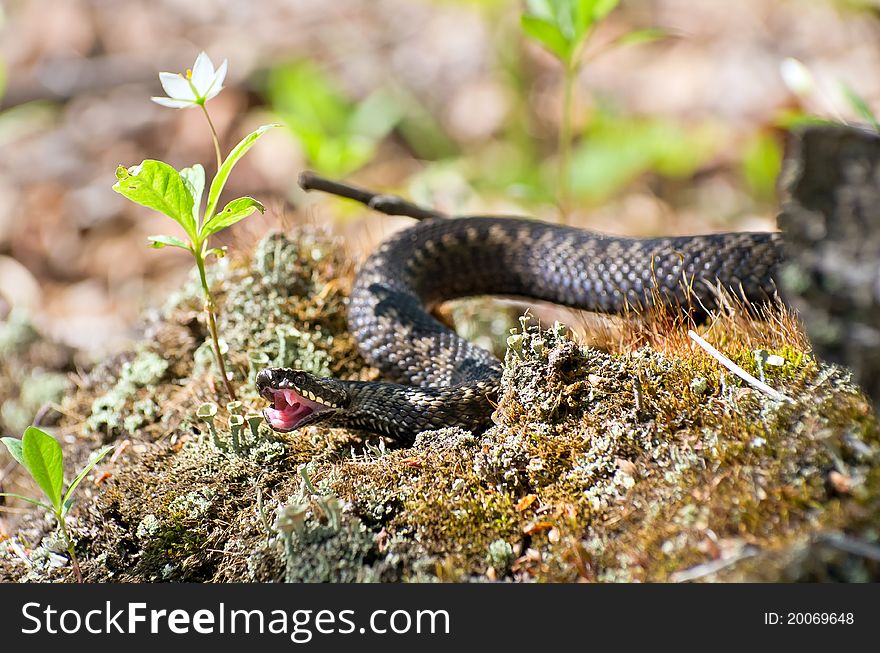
left=260, top=2, right=791, bottom=212
left=267, top=61, right=402, bottom=177
left=0, top=101, right=57, bottom=148
left=567, top=112, right=723, bottom=203
left=742, top=131, right=782, bottom=201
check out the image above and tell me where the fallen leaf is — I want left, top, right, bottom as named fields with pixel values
left=523, top=521, right=554, bottom=535
left=516, top=494, right=537, bottom=512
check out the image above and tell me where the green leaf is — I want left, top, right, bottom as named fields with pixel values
left=113, top=160, right=198, bottom=242
left=522, top=0, right=621, bottom=64
left=590, top=0, right=620, bottom=22
left=61, top=445, right=114, bottom=516
left=147, top=234, right=191, bottom=250
left=204, top=125, right=279, bottom=224
left=201, top=197, right=265, bottom=238
left=614, top=27, right=670, bottom=48
left=1, top=437, right=25, bottom=466
left=267, top=63, right=352, bottom=137
left=0, top=492, right=55, bottom=512
left=841, top=82, right=880, bottom=132
left=21, top=426, right=64, bottom=512
left=521, top=14, right=571, bottom=62
left=180, top=164, right=206, bottom=224
left=525, top=0, right=553, bottom=19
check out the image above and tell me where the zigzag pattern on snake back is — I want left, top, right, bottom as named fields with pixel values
left=257, top=216, right=783, bottom=442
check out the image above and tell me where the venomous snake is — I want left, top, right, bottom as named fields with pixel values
left=257, top=184, right=783, bottom=443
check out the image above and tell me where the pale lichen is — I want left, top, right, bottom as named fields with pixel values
left=2, top=227, right=878, bottom=584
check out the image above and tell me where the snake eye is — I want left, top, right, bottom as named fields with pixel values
left=294, top=372, right=307, bottom=387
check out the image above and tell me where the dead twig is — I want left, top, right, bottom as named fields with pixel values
left=688, top=330, right=793, bottom=403
left=670, top=545, right=760, bottom=582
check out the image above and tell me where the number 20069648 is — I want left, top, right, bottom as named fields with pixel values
left=764, top=613, right=854, bottom=625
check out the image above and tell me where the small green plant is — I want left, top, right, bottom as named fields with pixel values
left=521, top=0, right=664, bottom=218
left=113, top=52, right=279, bottom=401
left=1, top=426, right=114, bottom=582
left=267, top=61, right=401, bottom=178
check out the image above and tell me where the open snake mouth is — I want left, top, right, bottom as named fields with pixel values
left=259, top=382, right=333, bottom=432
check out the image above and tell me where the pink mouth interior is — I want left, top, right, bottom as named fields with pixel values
left=263, top=389, right=327, bottom=431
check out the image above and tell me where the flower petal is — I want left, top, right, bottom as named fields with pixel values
left=159, top=72, right=196, bottom=101
left=203, top=59, right=228, bottom=100
left=151, top=96, right=197, bottom=109
left=190, top=52, right=215, bottom=95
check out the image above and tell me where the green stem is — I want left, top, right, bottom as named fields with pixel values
left=200, top=103, right=223, bottom=173
left=57, top=515, right=83, bottom=583
left=195, top=250, right=237, bottom=401
left=558, top=60, right=576, bottom=223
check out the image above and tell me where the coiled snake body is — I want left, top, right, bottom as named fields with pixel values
left=258, top=215, right=782, bottom=442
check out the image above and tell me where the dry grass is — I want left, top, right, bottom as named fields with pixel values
left=566, top=280, right=810, bottom=359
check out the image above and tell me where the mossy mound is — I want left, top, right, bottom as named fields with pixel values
left=323, top=318, right=878, bottom=582
left=1, top=226, right=878, bottom=582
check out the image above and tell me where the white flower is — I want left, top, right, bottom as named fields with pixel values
left=151, top=52, right=228, bottom=109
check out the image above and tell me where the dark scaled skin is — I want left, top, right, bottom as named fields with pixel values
left=260, top=216, right=783, bottom=443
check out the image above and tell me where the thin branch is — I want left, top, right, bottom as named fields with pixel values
left=298, top=171, right=448, bottom=221
left=816, top=532, right=880, bottom=562
left=669, top=545, right=759, bottom=583
left=688, top=330, right=793, bottom=403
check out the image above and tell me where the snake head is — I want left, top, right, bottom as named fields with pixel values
left=256, top=368, right=349, bottom=432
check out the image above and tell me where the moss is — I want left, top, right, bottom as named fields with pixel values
left=87, top=349, right=170, bottom=435
left=2, top=225, right=878, bottom=584
left=274, top=495, right=390, bottom=582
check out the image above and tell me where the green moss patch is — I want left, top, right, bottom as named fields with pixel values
left=2, top=227, right=878, bottom=583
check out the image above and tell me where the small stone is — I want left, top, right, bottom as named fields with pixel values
left=828, top=471, right=853, bottom=494
left=616, top=458, right=638, bottom=477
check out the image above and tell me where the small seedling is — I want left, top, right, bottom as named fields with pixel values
left=521, top=0, right=664, bottom=217
left=0, top=426, right=114, bottom=583
left=113, top=52, right=279, bottom=401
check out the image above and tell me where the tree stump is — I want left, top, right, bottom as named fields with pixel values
left=778, top=125, right=880, bottom=409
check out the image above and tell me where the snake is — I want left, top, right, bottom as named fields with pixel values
left=257, top=215, right=782, bottom=443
